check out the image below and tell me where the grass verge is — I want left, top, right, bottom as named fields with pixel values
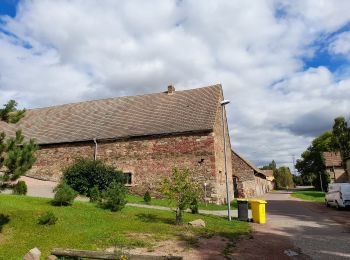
left=127, top=194, right=238, bottom=210
left=291, top=189, right=325, bottom=203
left=0, top=194, right=249, bottom=259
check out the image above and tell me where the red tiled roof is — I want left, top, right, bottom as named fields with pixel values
left=323, top=152, right=342, bottom=167
left=0, top=85, right=223, bottom=145
left=261, top=170, right=274, bottom=177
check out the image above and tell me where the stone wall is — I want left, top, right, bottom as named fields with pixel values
left=27, top=132, right=226, bottom=202
left=231, top=151, right=273, bottom=198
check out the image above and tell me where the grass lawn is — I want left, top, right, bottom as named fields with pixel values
left=127, top=194, right=238, bottom=211
left=291, top=189, right=325, bottom=203
left=0, top=194, right=249, bottom=259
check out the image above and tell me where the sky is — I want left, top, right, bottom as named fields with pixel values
left=0, top=0, right=350, bottom=170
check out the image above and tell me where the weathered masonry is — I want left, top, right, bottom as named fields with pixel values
left=0, top=84, right=233, bottom=203
left=232, top=150, right=274, bottom=198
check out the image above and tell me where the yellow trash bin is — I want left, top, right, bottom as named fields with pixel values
left=250, top=200, right=267, bottom=224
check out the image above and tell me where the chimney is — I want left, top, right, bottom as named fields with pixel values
left=167, top=85, right=175, bottom=95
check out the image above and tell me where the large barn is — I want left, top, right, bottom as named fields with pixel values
left=0, top=84, right=234, bottom=204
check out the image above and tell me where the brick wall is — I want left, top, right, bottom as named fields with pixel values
left=212, top=102, right=234, bottom=203
left=27, top=132, right=225, bottom=201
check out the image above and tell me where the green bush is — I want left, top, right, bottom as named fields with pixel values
left=190, top=198, right=199, bottom=214
left=63, top=158, right=125, bottom=195
left=100, top=182, right=127, bottom=212
left=52, top=183, right=77, bottom=206
left=89, top=186, right=101, bottom=203
left=12, top=181, right=27, bottom=195
left=38, top=211, right=58, bottom=225
left=143, top=191, right=151, bottom=204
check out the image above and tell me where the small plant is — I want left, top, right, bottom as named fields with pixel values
left=100, top=182, right=127, bottom=212
left=0, top=214, right=10, bottom=232
left=190, top=198, right=199, bottom=214
left=52, top=182, right=77, bottom=206
left=12, top=181, right=27, bottom=195
left=89, top=186, right=101, bottom=203
left=38, top=211, right=58, bottom=225
left=143, top=191, right=151, bottom=204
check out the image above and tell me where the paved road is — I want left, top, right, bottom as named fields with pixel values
left=235, top=190, right=350, bottom=259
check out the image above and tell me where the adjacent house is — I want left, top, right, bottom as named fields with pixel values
left=0, top=84, right=234, bottom=204
left=261, top=170, right=275, bottom=182
left=231, top=150, right=274, bottom=198
left=322, top=152, right=349, bottom=183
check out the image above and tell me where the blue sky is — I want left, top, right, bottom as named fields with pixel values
left=0, top=0, right=19, bottom=17
left=1, top=0, right=350, bottom=168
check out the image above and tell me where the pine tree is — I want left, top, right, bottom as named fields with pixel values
left=2, top=130, right=38, bottom=181
left=0, top=100, right=26, bottom=123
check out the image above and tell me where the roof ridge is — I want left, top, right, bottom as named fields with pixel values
left=26, top=84, right=222, bottom=111
left=232, top=149, right=263, bottom=174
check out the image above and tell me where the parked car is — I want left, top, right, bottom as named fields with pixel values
left=325, top=183, right=350, bottom=209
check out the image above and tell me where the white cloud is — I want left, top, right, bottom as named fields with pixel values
left=329, top=31, right=350, bottom=58
left=1, top=0, right=350, bottom=169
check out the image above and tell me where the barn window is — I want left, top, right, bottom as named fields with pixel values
left=125, top=172, right=132, bottom=185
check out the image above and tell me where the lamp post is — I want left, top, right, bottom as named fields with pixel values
left=220, top=99, right=231, bottom=221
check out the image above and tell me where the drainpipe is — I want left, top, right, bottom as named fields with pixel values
left=93, top=138, right=98, bottom=161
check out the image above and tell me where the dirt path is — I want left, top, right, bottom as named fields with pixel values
left=233, top=190, right=350, bottom=259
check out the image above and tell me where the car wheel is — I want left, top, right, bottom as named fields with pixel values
left=335, top=201, right=341, bottom=210
left=325, top=200, right=330, bottom=207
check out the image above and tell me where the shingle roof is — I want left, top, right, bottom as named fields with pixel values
left=0, top=84, right=223, bottom=145
left=323, top=152, right=342, bottom=167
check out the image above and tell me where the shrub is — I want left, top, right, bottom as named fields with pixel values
left=89, top=186, right=101, bottom=203
left=143, top=191, right=151, bottom=204
left=12, top=181, right=27, bottom=195
left=100, top=182, right=127, bottom=212
left=38, top=211, right=58, bottom=225
left=63, top=158, right=125, bottom=195
left=52, top=182, right=77, bottom=206
left=190, top=198, right=199, bottom=214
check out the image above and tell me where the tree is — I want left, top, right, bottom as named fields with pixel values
left=160, top=168, right=201, bottom=225
left=0, top=100, right=26, bottom=124
left=0, top=130, right=38, bottom=183
left=260, top=160, right=277, bottom=172
left=274, top=167, right=294, bottom=189
left=331, top=116, right=350, bottom=167
left=296, top=131, right=333, bottom=191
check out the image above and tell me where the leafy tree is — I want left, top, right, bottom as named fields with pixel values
left=274, top=167, right=294, bottom=189
left=160, top=168, right=201, bottom=225
left=0, top=130, right=37, bottom=184
left=260, top=160, right=277, bottom=172
left=0, top=100, right=26, bottom=124
left=296, top=131, right=333, bottom=191
left=331, top=116, right=350, bottom=167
